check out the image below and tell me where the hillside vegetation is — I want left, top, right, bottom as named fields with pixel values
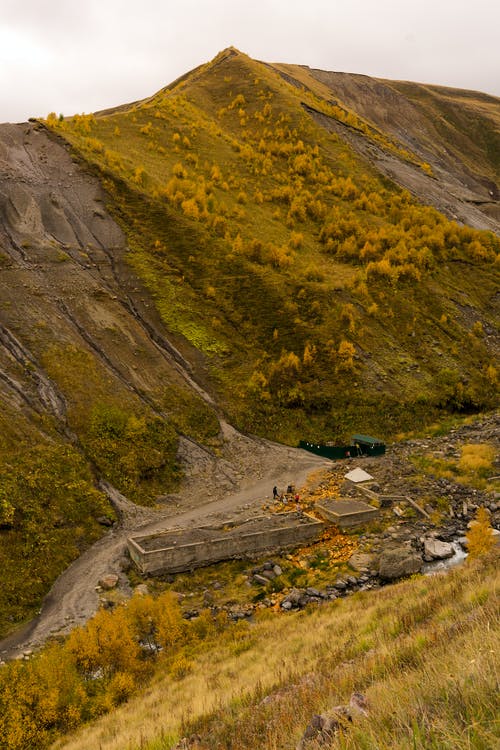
left=1, top=550, right=497, bottom=750
left=0, top=47, right=498, bottom=641
left=46, top=48, right=500, bottom=444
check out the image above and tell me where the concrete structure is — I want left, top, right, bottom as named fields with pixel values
left=345, top=467, right=374, bottom=483
left=316, top=498, right=378, bottom=528
left=127, top=512, right=325, bottom=575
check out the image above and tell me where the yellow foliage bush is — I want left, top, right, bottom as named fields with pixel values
left=181, top=198, right=200, bottom=220
left=265, top=243, right=294, bottom=269
left=172, top=162, right=188, bottom=179
left=466, top=506, right=495, bottom=558
left=340, top=303, right=356, bottom=334
left=303, top=342, right=316, bottom=366
left=458, top=444, right=495, bottom=477
left=66, top=605, right=143, bottom=680
left=132, top=166, right=145, bottom=185
left=84, top=137, right=104, bottom=154
left=337, top=340, right=356, bottom=371
left=289, top=231, right=303, bottom=249
left=139, top=122, right=153, bottom=136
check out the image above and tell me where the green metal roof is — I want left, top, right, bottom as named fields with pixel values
left=351, top=434, right=385, bottom=445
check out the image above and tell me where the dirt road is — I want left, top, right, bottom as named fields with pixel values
left=0, top=429, right=331, bottom=660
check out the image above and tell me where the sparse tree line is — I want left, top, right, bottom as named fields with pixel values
left=42, top=52, right=500, bottom=438
left=0, top=591, right=233, bottom=749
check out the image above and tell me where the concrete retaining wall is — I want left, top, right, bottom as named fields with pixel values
left=128, top=513, right=325, bottom=575
left=316, top=498, right=378, bottom=528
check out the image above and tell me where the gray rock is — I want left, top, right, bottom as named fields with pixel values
left=378, top=548, right=422, bottom=580
left=284, top=588, right=303, bottom=605
left=348, top=552, right=376, bottom=572
left=281, top=600, right=293, bottom=610
left=297, top=693, right=368, bottom=749
left=296, top=712, right=342, bottom=749
left=423, top=538, right=454, bottom=560
left=261, top=569, right=276, bottom=580
left=306, top=587, right=321, bottom=597
left=97, top=515, right=114, bottom=527
left=253, top=574, right=269, bottom=585
left=172, top=736, right=201, bottom=749
left=98, top=574, right=119, bottom=590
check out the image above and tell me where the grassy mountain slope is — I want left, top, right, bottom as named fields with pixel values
left=46, top=48, right=500, bottom=446
left=0, top=121, right=220, bottom=637
left=6, top=551, right=492, bottom=750
left=0, top=48, right=498, bottom=638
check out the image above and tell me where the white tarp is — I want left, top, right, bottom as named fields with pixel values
left=345, top=467, right=374, bottom=483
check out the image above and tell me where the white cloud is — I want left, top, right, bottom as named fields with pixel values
left=1, top=0, right=499, bottom=122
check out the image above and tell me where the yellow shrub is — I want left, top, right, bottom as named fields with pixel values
left=85, top=137, right=104, bottom=153
left=458, top=444, right=495, bottom=476
left=181, top=198, right=200, bottom=220
left=132, top=166, right=145, bottom=185
left=172, top=162, right=188, bottom=179
left=108, top=671, right=136, bottom=705
left=337, top=340, right=356, bottom=371
left=466, top=506, right=495, bottom=558
left=139, top=122, right=153, bottom=136
left=303, top=343, right=316, bottom=366
left=169, top=653, right=193, bottom=680
left=289, top=231, right=303, bottom=249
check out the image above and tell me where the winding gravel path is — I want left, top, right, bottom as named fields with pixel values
left=0, top=436, right=331, bottom=660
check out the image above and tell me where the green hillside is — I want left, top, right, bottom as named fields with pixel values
left=2, top=549, right=497, bottom=750
left=46, top=48, right=500, bottom=444
left=0, top=46, right=498, bottom=750
left=0, top=47, right=498, bottom=642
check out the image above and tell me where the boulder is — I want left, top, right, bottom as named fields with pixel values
left=306, top=587, right=322, bottom=598
left=98, top=574, right=119, bottom=590
left=297, top=693, right=368, bottom=749
left=260, top=569, right=276, bottom=580
left=296, top=712, right=344, bottom=749
left=284, top=588, right=303, bottom=606
left=97, top=515, right=114, bottom=527
left=253, top=574, right=270, bottom=585
left=172, top=736, right=202, bottom=749
left=423, top=538, right=455, bottom=560
left=378, top=548, right=422, bottom=580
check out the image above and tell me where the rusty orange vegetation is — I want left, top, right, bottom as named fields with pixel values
left=262, top=469, right=357, bottom=565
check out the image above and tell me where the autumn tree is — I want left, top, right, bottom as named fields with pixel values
left=466, top=507, right=495, bottom=559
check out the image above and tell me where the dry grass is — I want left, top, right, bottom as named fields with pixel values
left=52, top=552, right=499, bottom=750
left=458, top=443, right=496, bottom=476
left=412, top=440, right=498, bottom=492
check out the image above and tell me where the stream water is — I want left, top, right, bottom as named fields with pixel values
left=422, top=540, right=468, bottom=575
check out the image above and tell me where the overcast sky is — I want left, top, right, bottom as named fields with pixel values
left=1, top=0, right=499, bottom=123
